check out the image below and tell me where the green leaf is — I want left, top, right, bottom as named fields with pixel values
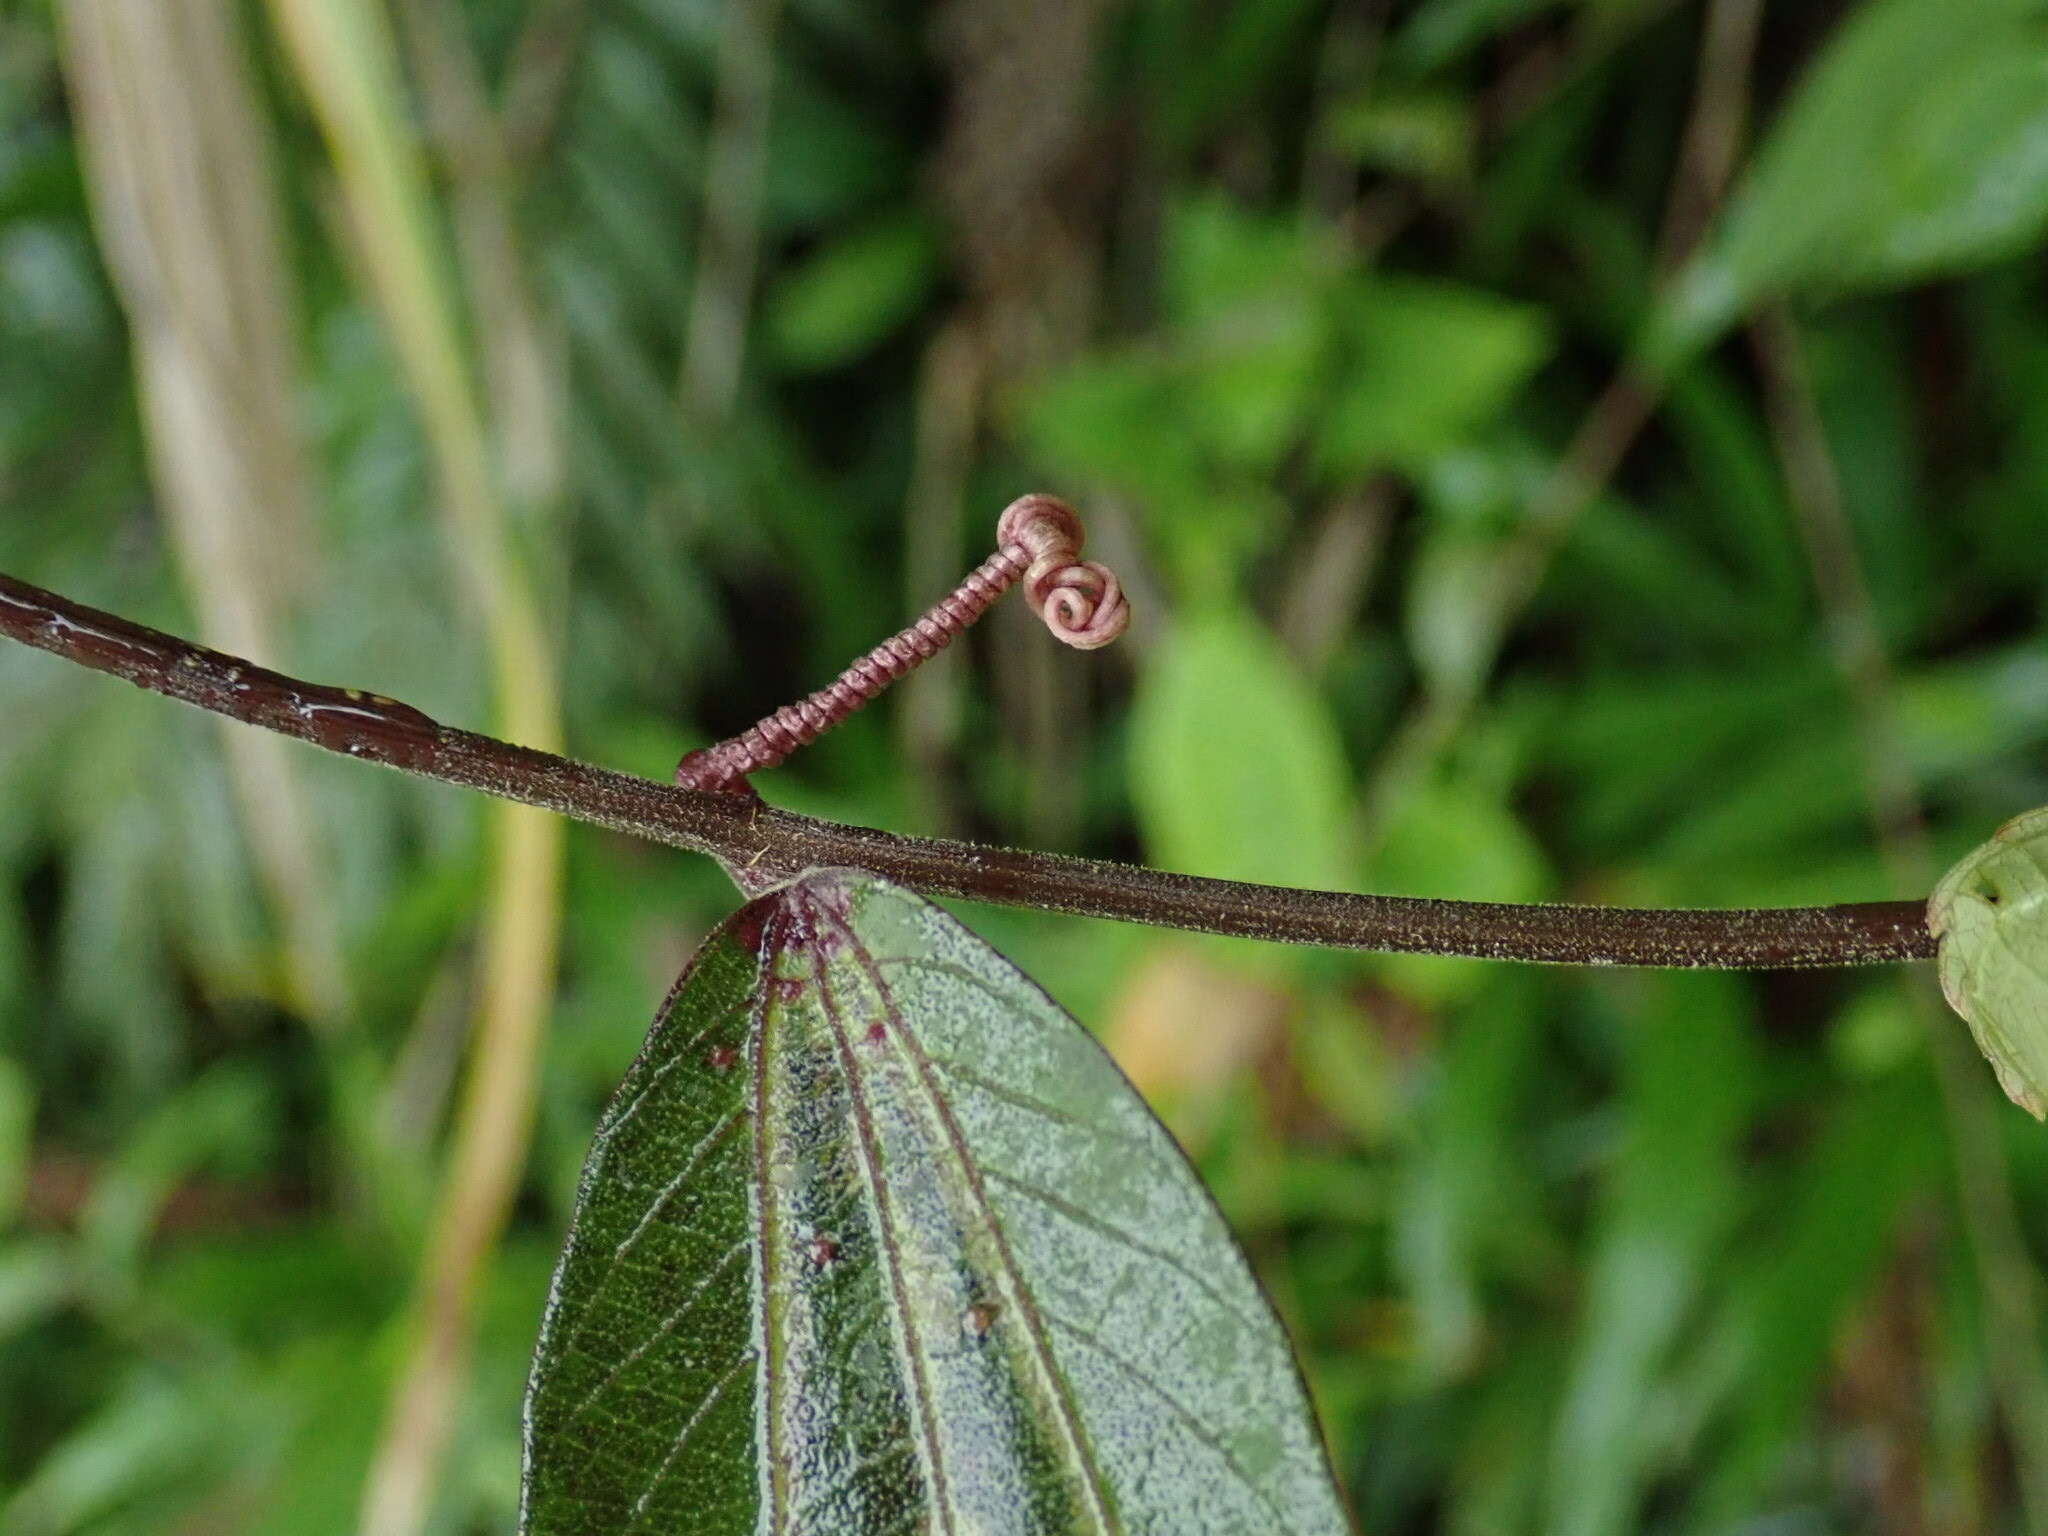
left=1391, top=972, right=1542, bottom=1383
left=1403, top=527, right=1512, bottom=706
left=1164, top=198, right=1334, bottom=472
left=766, top=213, right=939, bottom=373
left=1317, top=88, right=1476, bottom=186
left=0, top=1052, right=29, bottom=1228
left=1164, top=195, right=1332, bottom=330
left=1693, top=1071, right=1937, bottom=1528
left=1928, top=805, right=2048, bottom=1117
left=1128, top=608, right=1355, bottom=892
left=522, top=871, right=1353, bottom=1534
left=0, top=1371, right=214, bottom=1535
left=1317, top=279, right=1551, bottom=476
left=1649, top=0, right=2048, bottom=364
left=1548, top=975, right=1755, bottom=1536
left=1022, top=349, right=1202, bottom=503
left=1368, top=774, right=1551, bottom=1007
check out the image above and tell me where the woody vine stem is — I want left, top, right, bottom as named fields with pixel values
left=0, top=497, right=1932, bottom=968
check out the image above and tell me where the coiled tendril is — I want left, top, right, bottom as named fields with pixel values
left=675, top=494, right=1129, bottom=794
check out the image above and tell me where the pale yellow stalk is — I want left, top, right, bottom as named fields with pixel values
left=59, top=0, right=350, bottom=1029
left=259, top=3, right=565, bottom=1532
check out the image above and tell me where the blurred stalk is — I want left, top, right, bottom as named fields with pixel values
left=897, top=323, right=984, bottom=835
left=933, top=0, right=1109, bottom=849
left=1355, top=377, right=1654, bottom=845
left=1753, top=305, right=2048, bottom=1534
left=679, top=0, right=783, bottom=425
left=259, top=4, right=564, bottom=1534
left=501, top=0, right=591, bottom=173
left=1356, top=0, right=1761, bottom=851
left=58, top=0, right=351, bottom=1030
left=1299, top=0, right=1385, bottom=225
left=1279, top=487, right=1391, bottom=675
left=397, top=0, right=565, bottom=513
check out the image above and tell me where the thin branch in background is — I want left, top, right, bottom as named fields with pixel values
left=1655, top=0, right=1764, bottom=266
left=259, top=5, right=567, bottom=1533
left=1357, top=0, right=1761, bottom=851
left=59, top=0, right=350, bottom=1028
left=0, top=569, right=1938, bottom=969
left=897, top=323, right=987, bottom=836
left=501, top=0, right=591, bottom=174
left=1752, top=304, right=2048, bottom=1533
left=398, top=0, right=565, bottom=512
left=1278, top=486, right=1392, bottom=675
left=678, top=0, right=782, bottom=425
left=932, top=0, right=1113, bottom=851
left=1299, top=0, right=1389, bottom=227
left=1356, top=374, right=1657, bottom=847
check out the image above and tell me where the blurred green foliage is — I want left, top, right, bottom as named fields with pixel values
left=0, top=0, right=2046, bottom=1532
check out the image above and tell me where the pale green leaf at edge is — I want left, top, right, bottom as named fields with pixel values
left=1929, top=806, right=2048, bottom=1119
left=521, top=869, right=1355, bottom=1534
left=1643, top=0, right=2048, bottom=370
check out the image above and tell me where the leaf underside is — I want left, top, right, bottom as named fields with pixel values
left=1929, top=806, right=2048, bottom=1119
left=521, top=869, right=1353, bottom=1534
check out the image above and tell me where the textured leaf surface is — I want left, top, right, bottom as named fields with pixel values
left=1929, top=806, right=2048, bottom=1118
left=522, top=870, right=1352, bottom=1534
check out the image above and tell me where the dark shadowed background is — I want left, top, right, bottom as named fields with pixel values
left=2, top=0, right=2047, bottom=1531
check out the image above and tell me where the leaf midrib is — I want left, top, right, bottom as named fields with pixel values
left=803, top=911, right=960, bottom=1536
left=818, top=899, right=1119, bottom=1535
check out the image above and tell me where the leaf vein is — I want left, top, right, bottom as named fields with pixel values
left=803, top=906, right=959, bottom=1536
left=977, top=1164, right=1263, bottom=1332
left=563, top=1106, right=746, bottom=1359
left=823, top=899, right=1119, bottom=1533
left=624, top=1346, right=754, bottom=1530
left=1043, top=1310, right=1294, bottom=1529
left=564, top=1237, right=750, bottom=1426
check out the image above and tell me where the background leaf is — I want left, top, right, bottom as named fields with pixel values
left=1545, top=975, right=1756, bottom=1536
left=1316, top=279, right=1551, bottom=477
left=766, top=212, right=939, bottom=373
left=1129, top=608, right=1354, bottom=892
left=1651, top=0, right=2048, bottom=363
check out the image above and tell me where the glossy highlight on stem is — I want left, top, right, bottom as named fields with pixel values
left=0, top=569, right=1935, bottom=968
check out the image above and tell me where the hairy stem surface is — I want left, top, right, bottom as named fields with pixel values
left=0, top=571, right=1935, bottom=968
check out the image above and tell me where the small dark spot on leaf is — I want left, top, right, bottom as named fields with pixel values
left=963, top=1301, right=999, bottom=1339
left=866, top=1020, right=887, bottom=1044
left=805, top=1234, right=841, bottom=1268
left=707, top=1044, right=737, bottom=1071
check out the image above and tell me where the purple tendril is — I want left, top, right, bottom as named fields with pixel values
left=675, top=494, right=1129, bottom=794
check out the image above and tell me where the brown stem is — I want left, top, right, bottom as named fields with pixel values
left=0, top=570, right=1935, bottom=968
